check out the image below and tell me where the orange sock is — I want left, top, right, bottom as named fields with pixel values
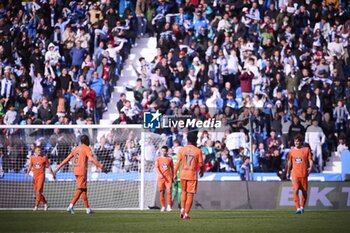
left=301, top=191, right=307, bottom=208
left=293, top=192, right=300, bottom=209
left=71, top=190, right=82, bottom=205
left=81, top=191, right=89, bottom=208
left=180, top=192, right=187, bottom=210
left=167, top=190, right=172, bottom=207
left=185, top=193, right=193, bottom=214
left=41, top=194, right=47, bottom=204
left=160, top=191, right=165, bottom=207
left=35, top=192, right=41, bottom=207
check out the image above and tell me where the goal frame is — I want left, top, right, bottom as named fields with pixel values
left=0, top=124, right=153, bottom=210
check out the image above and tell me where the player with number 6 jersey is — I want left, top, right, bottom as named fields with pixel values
left=174, top=133, right=204, bottom=219
left=55, top=135, right=105, bottom=214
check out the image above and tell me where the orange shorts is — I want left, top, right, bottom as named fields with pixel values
left=292, top=177, right=308, bottom=192
left=158, top=178, right=172, bottom=191
left=180, top=179, right=198, bottom=194
left=33, top=176, right=45, bottom=193
left=75, top=175, right=87, bottom=189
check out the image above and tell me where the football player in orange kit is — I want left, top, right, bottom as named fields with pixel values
left=174, top=133, right=204, bottom=219
left=55, top=135, right=105, bottom=214
left=155, top=146, right=174, bottom=212
left=26, top=146, right=55, bottom=211
left=286, top=134, right=313, bottom=214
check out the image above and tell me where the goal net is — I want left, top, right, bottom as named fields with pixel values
left=0, top=125, right=166, bottom=210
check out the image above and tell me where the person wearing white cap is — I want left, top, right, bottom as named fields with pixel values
left=4, top=66, right=11, bottom=72
left=241, top=7, right=251, bottom=27
left=45, top=43, right=61, bottom=66
left=191, top=57, right=201, bottom=76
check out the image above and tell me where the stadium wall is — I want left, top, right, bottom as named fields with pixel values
left=166, top=182, right=350, bottom=210
left=1, top=179, right=349, bottom=210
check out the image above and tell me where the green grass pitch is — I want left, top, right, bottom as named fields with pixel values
left=1, top=210, right=350, bottom=233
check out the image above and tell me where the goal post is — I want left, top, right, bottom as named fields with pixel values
left=0, top=124, right=166, bottom=210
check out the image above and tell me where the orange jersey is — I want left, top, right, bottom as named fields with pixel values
left=288, top=147, right=312, bottom=178
left=58, top=144, right=103, bottom=176
left=155, top=156, right=174, bottom=180
left=29, top=155, right=49, bottom=178
left=177, top=145, right=203, bottom=180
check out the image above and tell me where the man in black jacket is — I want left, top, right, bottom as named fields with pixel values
left=288, top=115, right=305, bottom=146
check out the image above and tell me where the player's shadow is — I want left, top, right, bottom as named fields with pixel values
left=149, top=202, right=204, bottom=210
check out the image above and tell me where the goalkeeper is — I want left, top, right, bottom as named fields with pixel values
left=55, top=135, right=106, bottom=214
left=171, top=140, right=182, bottom=209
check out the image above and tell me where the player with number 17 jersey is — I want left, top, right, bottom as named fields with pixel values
left=177, top=145, right=203, bottom=183
left=174, top=139, right=204, bottom=219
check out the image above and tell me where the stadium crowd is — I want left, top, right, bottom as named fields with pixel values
left=0, top=0, right=135, bottom=126
left=116, top=0, right=350, bottom=175
left=1, top=0, right=350, bottom=177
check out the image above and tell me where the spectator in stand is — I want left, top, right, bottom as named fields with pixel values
left=151, top=90, right=169, bottom=115
left=240, top=156, right=251, bottom=181
left=270, top=149, right=282, bottom=172
left=62, top=24, right=76, bottom=67
left=45, top=43, right=61, bottom=67
left=116, top=93, right=127, bottom=113
left=82, top=85, right=96, bottom=109
left=288, top=115, right=305, bottom=147
left=321, top=112, right=337, bottom=160
left=136, top=0, right=147, bottom=37
left=305, top=119, right=326, bottom=171
left=89, top=71, right=105, bottom=114
left=239, top=67, right=254, bottom=98
left=218, top=150, right=234, bottom=173
left=75, top=27, right=91, bottom=52
left=336, top=133, right=348, bottom=157
left=334, top=99, right=349, bottom=135
left=4, top=105, right=18, bottom=135
left=266, top=130, right=282, bottom=156
left=202, top=139, right=217, bottom=172
left=1, top=66, right=15, bottom=108
left=37, top=98, right=54, bottom=125
left=70, top=41, right=86, bottom=69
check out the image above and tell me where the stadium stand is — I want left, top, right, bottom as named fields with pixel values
left=0, top=0, right=350, bottom=177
